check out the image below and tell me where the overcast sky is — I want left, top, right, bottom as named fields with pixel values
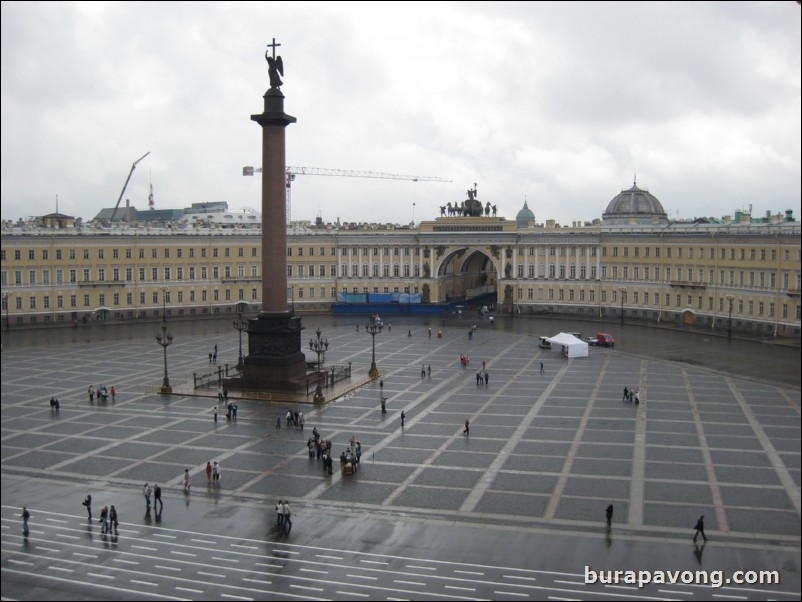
left=2, top=1, right=800, bottom=226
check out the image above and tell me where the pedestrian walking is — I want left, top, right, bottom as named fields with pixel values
left=421, top=365, right=426, bottom=379
left=209, top=352, right=213, bottom=363
left=484, top=370, right=489, bottom=386
left=88, top=385, right=94, bottom=402
left=206, top=461, right=213, bottom=483
left=408, top=329, right=412, bottom=337
left=99, top=505, right=109, bottom=534
left=153, top=484, right=163, bottom=512
left=110, top=386, right=116, bottom=401
left=463, top=419, right=470, bottom=436
left=143, top=483, right=152, bottom=509
left=299, top=411, right=304, bottom=429
left=109, top=505, right=119, bottom=534
left=282, top=500, right=292, bottom=533
left=693, top=515, right=708, bottom=542
left=213, top=350, right=217, bottom=363
left=82, top=494, right=92, bottom=521
left=428, top=327, right=432, bottom=338
left=276, top=416, right=281, bottom=429
left=623, top=386, right=629, bottom=401
left=212, top=461, right=221, bottom=482
left=183, top=469, right=191, bottom=493
left=401, top=411, right=405, bottom=428
left=276, top=501, right=284, bottom=528
left=606, top=503, right=614, bottom=526
left=540, top=362, right=544, bottom=374
left=476, top=370, right=482, bottom=386
left=214, top=343, right=218, bottom=356
left=381, top=396, right=387, bottom=413
left=21, top=506, right=30, bottom=537
left=213, top=406, right=218, bottom=422
left=427, top=365, right=431, bottom=379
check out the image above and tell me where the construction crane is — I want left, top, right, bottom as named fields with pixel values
left=243, top=166, right=451, bottom=223
left=109, top=151, right=150, bottom=223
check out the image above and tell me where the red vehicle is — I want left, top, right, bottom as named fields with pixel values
left=595, top=332, right=615, bottom=347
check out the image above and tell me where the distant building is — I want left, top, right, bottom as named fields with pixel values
left=2, top=183, right=800, bottom=338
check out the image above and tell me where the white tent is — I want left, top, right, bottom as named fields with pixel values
left=546, top=332, right=589, bottom=358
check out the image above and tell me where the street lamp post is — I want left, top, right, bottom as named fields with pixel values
left=233, top=310, right=248, bottom=369
left=619, top=286, right=627, bottom=327
left=366, top=316, right=383, bottom=378
left=309, top=327, right=327, bottom=401
left=726, top=294, right=734, bottom=339
left=155, top=295, right=173, bottom=394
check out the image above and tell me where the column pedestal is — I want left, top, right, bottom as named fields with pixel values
left=242, top=311, right=307, bottom=390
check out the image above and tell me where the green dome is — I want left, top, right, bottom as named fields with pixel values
left=516, top=201, right=535, bottom=227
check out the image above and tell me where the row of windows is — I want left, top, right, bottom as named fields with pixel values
left=512, top=288, right=798, bottom=319
left=604, top=246, right=796, bottom=261
left=4, top=265, right=260, bottom=286
left=3, top=287, right=261, bottom=311
left=5, top=244, right=799, bottom=263
left=3, top=247, right=260, bottom=262
left=597, top=266, right=799, bottom=289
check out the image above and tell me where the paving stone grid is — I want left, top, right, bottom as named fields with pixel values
left=1, top=322, right=800, bottom=544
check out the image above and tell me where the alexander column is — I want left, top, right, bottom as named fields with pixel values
left=243, top=39, right=307, bottom=389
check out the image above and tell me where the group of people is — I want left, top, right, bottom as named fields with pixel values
left=88, top=384, right=114, bottom=402
left=208, top=343, right=218, bottom=363
left=280, top=409, right=304, bottom=429
left=275, top=500, right=293, bottom=533
left=459, top=353, right=471, bottom=368
left=82, top=493, right=121, bottom=535
left=205, top=461, right=222, bottom=484
left=49, top=397, right=60, bottom=410
left=142, top=483, right=164, bottom=512
left=420, top=365, right=431, bottom=379
left=623, top=386, right=640, bottom=404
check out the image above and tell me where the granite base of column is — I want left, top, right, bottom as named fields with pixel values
left=241, top=311, right=308, bottom=391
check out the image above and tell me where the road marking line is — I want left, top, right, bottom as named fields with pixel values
left=289, top=584, right=324, bottom=592
left=242, top=578, right=272, bottom=585
left=197, top=571, right=226, bottom=578
left=87, top=572, right=115, bottom=580
left=130, top=579, right=158, bottom=587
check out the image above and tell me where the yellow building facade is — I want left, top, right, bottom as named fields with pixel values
left=2, top=212, right=800, bottom=338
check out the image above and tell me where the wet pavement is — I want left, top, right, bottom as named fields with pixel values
left=1, top=315, right=800, bottom=600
